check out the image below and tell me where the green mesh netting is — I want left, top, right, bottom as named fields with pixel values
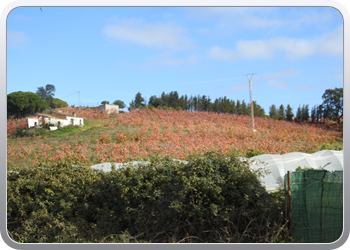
left=284, top=170, right=343, bottom=243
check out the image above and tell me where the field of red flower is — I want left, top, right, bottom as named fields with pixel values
left=7, top=107, right=343, bottom=170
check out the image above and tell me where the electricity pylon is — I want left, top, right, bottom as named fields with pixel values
left=245, top=73, right=256, bottom=132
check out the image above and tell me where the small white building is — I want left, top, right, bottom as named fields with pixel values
left=27, top=111, right=84, bottom=129
left=99, top=104, right=119, bottom=114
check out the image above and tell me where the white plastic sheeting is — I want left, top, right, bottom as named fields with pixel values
left=248, top=150, right=343, bottom=192
left=90, top=161, right=150, bottom=172
left=89, top=150, right=343, bottom=193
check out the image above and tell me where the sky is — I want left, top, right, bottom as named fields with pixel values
left=6, top=6, right=343, bottom=112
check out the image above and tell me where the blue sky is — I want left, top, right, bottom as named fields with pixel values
left=7, top=7, right=343, bottom=112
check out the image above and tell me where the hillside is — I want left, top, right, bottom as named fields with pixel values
left=7, top=107, right=343, bottom=171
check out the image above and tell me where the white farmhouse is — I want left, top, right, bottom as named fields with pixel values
left=99, top=104, right=119, bottom=114
left=27, top=111, right=84, bottom=129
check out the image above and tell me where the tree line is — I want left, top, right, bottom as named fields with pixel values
left=129, top=87, right=343, bottom=123
left=7, top=84, right=342, bottom=125
left=129, top=91, right=266, bottom=117
left=268, top=88, right=343, bottom=123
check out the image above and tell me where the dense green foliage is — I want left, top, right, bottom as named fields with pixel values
left=133, top=91, right=266, bottom=117
left=51, top=98, right=68, bottom=108
left=113, top=100, right=126, bottom=109
left=7, top=152, right=287, bottom=243
left=131, top=87, right=342, bottom=123
left=7, top=91, right=47, bottom=118
left=269, top=104, right=278, bottom=119
left=285, top=104, right=294, bottom=122
left=321, top=87, right=343, bottom=123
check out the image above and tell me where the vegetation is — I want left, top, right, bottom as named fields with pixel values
left=36, top=84, right=56, bottom=108
left=321, top=87, right=343, bottom=123
left=133, top=91, right=266, bottom=117
left=7, top=152, right=289, bottom=243
left=113, top=100, right=126, bottom=109
left=51, top=98, right=68, bottom=108
left=7, top=91, right=47, bottom=118
left=127, top=87, right=342, bottom=124
left=6, top=86, right=343, bottom=243
left=7, top=107, right=343, bottom=171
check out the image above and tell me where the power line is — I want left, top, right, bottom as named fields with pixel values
left=61, top=91, right=81, bottom=107
left=62, top=91, right=79, bottom=98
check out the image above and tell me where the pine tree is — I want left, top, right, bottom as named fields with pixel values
left=269, top=104, right=278, bottom=119
left=278, top=104, right=285, bottom=120
left=301, top=104, right=309, bottom=122
left=285, top=104, right=294, bottom=122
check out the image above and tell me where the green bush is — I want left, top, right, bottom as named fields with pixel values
left=7, top=152, right=287, bottom=243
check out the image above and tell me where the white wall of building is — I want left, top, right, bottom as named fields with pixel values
left=99, top=104, right=119, bottom=114
left=27, top=115, right=84, bottom=128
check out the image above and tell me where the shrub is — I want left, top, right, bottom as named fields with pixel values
left=7, top=152, right=287, bottom=243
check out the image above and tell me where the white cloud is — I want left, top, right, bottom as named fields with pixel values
left=226, top=83, right=249, bottom=92
left=103, top=18, right=195, bottom=50
left=188, top=7, right=334, bottom=30
left=262, top=70, right=299, bottom=79
left=143, top=53, right=199, bottom=67
left=7, top=31, right=28, bottom=48
left=208, top=26, right=342, bottom=61
left=295, top=85, right=319, bottom=91
left=267, top=80, right=289, bottom=89
left=258, top=70, right=298, bottom=89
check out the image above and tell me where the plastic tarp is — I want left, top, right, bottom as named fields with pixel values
left=248, top=150, right=343, bottom=192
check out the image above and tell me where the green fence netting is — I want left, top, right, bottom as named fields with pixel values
left=284, top=170, right=343, bottom=243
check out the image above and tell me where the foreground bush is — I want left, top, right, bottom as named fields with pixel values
left=7, top=152, right=287, bottom=243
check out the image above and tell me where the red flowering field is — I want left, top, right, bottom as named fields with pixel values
left=7, top=107, right=343, bottom=170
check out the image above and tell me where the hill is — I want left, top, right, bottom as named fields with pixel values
left=7, top=107, right=343, bottom=171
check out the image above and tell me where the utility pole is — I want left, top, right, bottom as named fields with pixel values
left=245, top=73, right=256, bottom=132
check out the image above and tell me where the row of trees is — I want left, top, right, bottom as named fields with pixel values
left=130, top=87, right=343, bottom=123
left=7, top=84, right=68, bottom=118
left=268, top=88, right=343, bottom=123
left=129, top=91, right=266, bottom=117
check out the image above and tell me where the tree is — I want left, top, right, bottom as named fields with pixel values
left=101, top=101, right=109, bottom=105
left=160, top=92, right=169, bottom=107
left=241, top=100, right=249, bottom=115
left=278, top=105, right=285, bottom=120
left=134, top=92, right=145, bottom=108
left=295, top=106, right=302, bottom=122
left=269, top=105, right=278, bottom=119
left=285, top=105, right=293, bottom=122
left=7, top=91, right=47, bottom=118
left=36, top=84, right=56, bottom=108
left=317, top=104, right=323, bottom=122
left=251, top=101, right=265, bottom=117
left=128, top=100, right=136, bottom=111
left=236, top=100, right=241, bottom=115
left=230, top=100, right=237, bottom=114
left=51, top=98, right=68, bottom=108
left=168, top=91, right=180, bottom=109
left=113, top=100, right=126, bottom=109
left=311, top=105, right=317, bottom=122
left=321, top=88, right=343, bottom=123
left=301, top=104, right=309, bottom=122
left=148, top=96, right=163, bottom=108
